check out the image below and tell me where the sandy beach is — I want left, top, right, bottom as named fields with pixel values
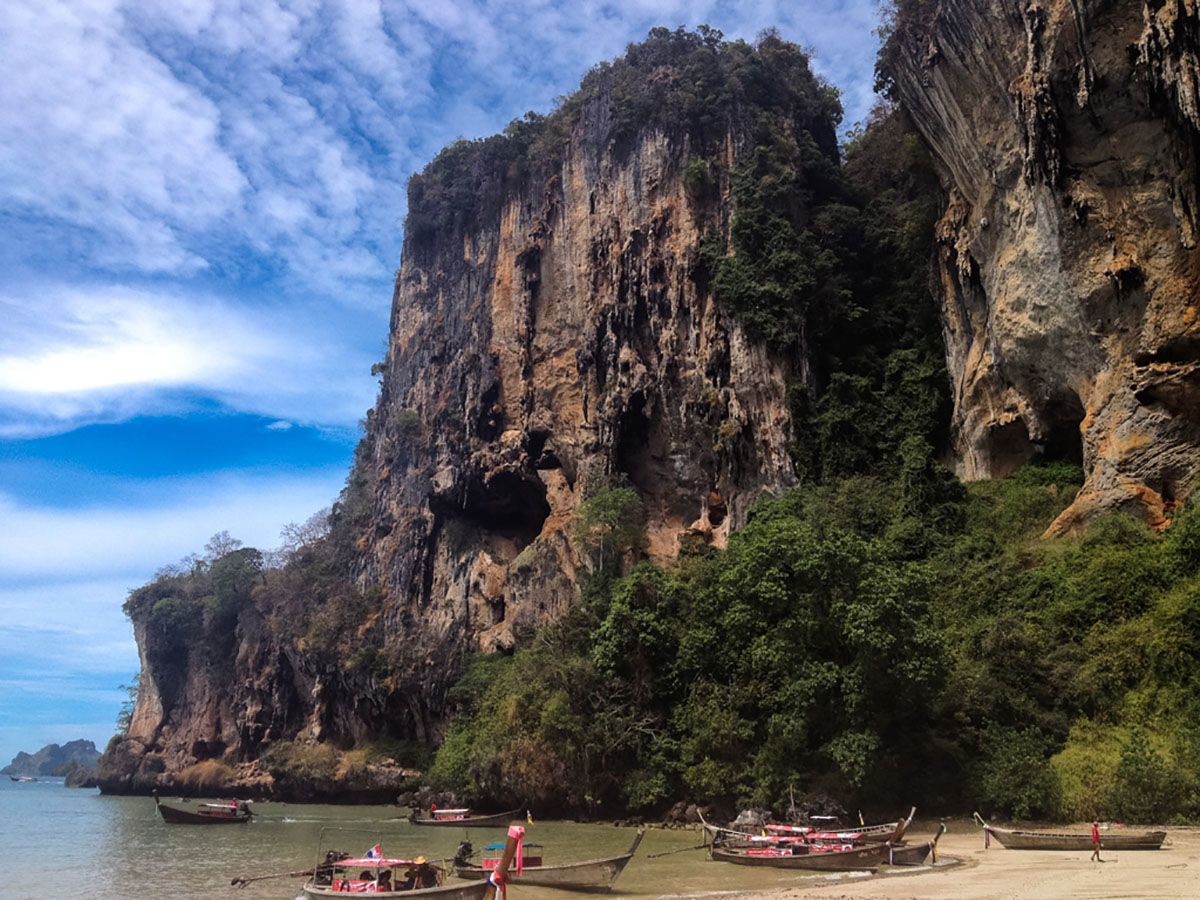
left=724, top=819, right=1200, bottom=900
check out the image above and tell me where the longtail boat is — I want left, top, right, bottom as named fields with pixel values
left=709, top=841, right=889, bottom=871
left=700, top=807, right=914, bottom=847
left=410, top=807, right=525, bottom=828
left=302, top=824, right=525, bottom=900
left=154, top=792, right=252, bottom=824
left=454, top=828, right=644, bottom=892
left=973, top=812, right=1166, bottom=851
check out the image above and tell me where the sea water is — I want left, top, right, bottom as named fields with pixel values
left=0, top=778, right=843, bottom=900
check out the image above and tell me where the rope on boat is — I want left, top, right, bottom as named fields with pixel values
left=230, top=867, right=313, bottom=887
left=647, top=843, right=710, bottom=858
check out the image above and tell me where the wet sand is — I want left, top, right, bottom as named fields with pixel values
left=721, top=819, right=1200, bottom=900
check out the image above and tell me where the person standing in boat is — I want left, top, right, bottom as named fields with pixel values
left=1091, top=821, right=1104, bottom=862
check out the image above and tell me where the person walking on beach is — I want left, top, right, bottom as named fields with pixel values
left=1091, top=820, right=1104, bottom=862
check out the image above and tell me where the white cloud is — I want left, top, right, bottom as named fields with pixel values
left=0, top=470, right=348, bottom=581
left=0, top=0, right=247, bottom=273
left=0, top=283, right=377, bottom=437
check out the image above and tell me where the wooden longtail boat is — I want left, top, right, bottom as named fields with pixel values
left=454, top=828, right=644, bottom=892
left=154, top=792, right=252, bottom=824
left=410, top=807, right=525, bottom=828
left=709, top=842, right=889, bottom=871
left=973, top=813, right=1166, bottom=851
left=303, top=825, right=525, bottom=900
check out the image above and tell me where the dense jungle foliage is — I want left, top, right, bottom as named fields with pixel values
left=430, top=463, right=1200, bottom=823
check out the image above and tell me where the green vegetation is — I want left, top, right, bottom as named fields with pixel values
left=428, top=458, right=1200, bottom=821
left=574, top=474, right=646, bottom=572
left=701, top=95, right=945, bottom=480
left=115, top=677, right=138, bottom=735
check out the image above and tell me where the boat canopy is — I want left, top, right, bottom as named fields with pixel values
left=336, top=858, right=417, bottom=868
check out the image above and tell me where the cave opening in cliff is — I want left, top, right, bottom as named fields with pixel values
left=986, top=419, right=1035, bottom=479
left=615, top=392, right=652, bottom=492
left=451, top=470, right=551, bottom=549
left=1039, top=392, right=1085, bottom=467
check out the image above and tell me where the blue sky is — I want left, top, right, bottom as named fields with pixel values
left=0, top=0, right=887, bottom=767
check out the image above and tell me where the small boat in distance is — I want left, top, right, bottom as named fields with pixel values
left=153, top=791, right=252, bottom=824
left=973, top=812, right=1166, bottom=850
left=9, top=775, right=38, bottom=782
left=453, top=828, right=645, bottom=892
left=410, top=806, right=525, bottom=828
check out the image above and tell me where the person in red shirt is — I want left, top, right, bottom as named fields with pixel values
left=1091, top=821, right=1104, bottom=862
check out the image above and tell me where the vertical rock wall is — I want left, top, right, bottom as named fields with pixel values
left=893, top=0, right=1200, bottom=531
left=360, top=110, right=801, bottom=722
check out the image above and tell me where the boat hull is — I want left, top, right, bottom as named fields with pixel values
left=411, top=809, right=524, bottom=828
left=454, top=856, right=631, bottom=892
left=710, top=843, right=887, bottom=871
left=987, top=827, right=1166, bottom=851
left=303, top=879, right=491, bottom=900
left=887, top=840, right=933, bottom=865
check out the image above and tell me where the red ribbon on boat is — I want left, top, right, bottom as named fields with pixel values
left=512, top=825, right=525, bottom=877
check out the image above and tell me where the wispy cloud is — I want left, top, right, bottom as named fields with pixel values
left=0, top=470, right=348, bottom=580
left=0, top=284, right=378, bottom=437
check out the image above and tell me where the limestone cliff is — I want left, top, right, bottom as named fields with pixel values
left=888, top=0, right=1200, bottom=531
left=358, top=61, right=820, bottom=731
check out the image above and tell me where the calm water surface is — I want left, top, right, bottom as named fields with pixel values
left=0, top=779, right=872, bottom=900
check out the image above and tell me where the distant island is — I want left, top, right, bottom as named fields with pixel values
left=3, top=740, right=100, bottom=786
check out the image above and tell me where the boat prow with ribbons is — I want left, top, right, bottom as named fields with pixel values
left=453, top=828, right=645, bottom=892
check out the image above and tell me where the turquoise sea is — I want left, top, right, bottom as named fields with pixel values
left=0, top=778, right=872, bottom=900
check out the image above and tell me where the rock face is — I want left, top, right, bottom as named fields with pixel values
left=891, top=0, right=1200, bottom=531
left=98, top=595, right=410, bottom=798
left=360, top=100, right=802, bottom=728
